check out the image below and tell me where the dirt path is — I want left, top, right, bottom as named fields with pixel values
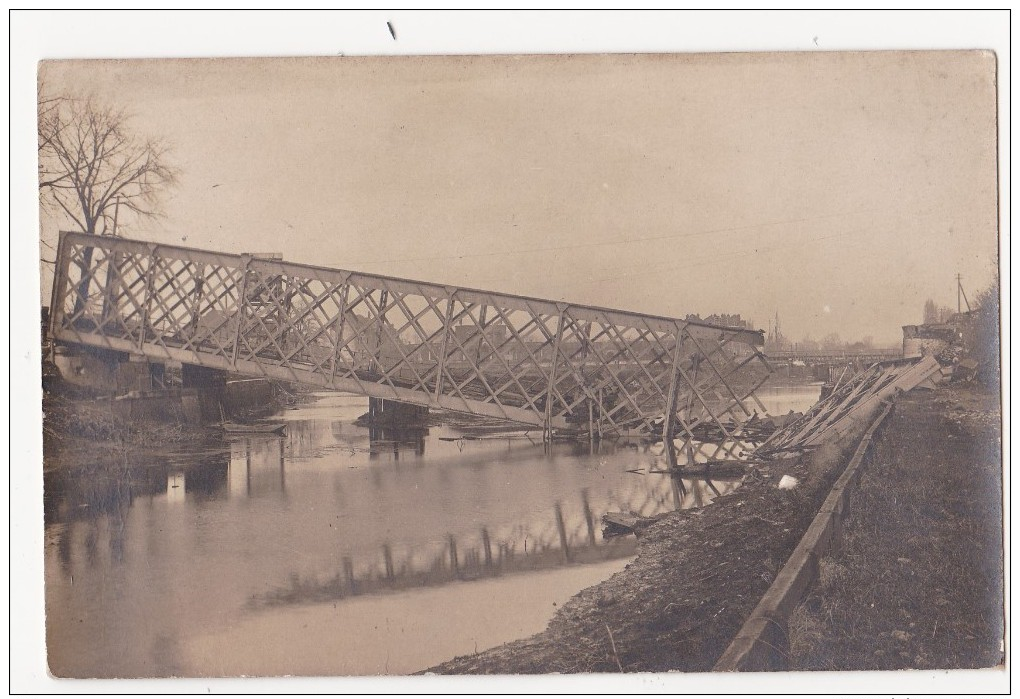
left=788, top=383, right=1004, bottom=670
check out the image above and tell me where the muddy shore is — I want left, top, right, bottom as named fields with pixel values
left=426, top=382, right=1002, bottom=674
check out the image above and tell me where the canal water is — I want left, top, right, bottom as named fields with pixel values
left=44, top=382, right=821, bottom=677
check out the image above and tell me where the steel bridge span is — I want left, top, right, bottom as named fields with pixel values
left=50, top=232, right=772, bottom=457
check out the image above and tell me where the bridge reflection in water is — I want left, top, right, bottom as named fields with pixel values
left=44, top=386, right=819, bottom=677
left=221, top=425, right=739, bottom=608
left=46, top=428, right=740, bottom=600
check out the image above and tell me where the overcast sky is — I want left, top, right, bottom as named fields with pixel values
left=39, top=51, right=998, bottom=345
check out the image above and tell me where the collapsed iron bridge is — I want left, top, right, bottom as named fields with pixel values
left=50, top=231, right=774, bottom=460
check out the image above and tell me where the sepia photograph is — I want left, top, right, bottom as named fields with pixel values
left=12, top=10, right=1008, bottom=694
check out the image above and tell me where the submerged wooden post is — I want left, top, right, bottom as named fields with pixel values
left=383, top=543, right=394, bottom=580
left=343, top=556, right=356, bottom=594
left=670, top=474, right=685, bottom=511
left=481, top=527, right=493, bottom=568
left=448, top=534, right=459, bottom=573
left=555, top=502, right=571, bottom=562
left=279, top=440, right=285, bottom=491
left=581, top=489, right=597, bottom=547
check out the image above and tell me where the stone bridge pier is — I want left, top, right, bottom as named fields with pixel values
left=366, top=398, right=429, bottom=427
left=181, top=364, right=227, bottom=423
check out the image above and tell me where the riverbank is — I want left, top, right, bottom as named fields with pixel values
left=42, top=392, right=222, bottom=471
left=426, top=381, right=1002, bottom=674
left=40, top=368, right=305, bottom=470
left=427, top=412, right=871, bottom=673
left=788, top=382, right=1003, bottom=670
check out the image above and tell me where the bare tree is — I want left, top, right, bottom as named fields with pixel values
left=38, top=93, right=178, bottom=236
left=39, top=92, right=178, bottom=315
left=37, top=97, right=63, bottom=183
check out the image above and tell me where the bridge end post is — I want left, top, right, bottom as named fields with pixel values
left=48, top=230, right=74, bottom=342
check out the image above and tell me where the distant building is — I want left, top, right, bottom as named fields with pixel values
left=902, top=311, right=975, bottom=359
left=686, top=313, right=752, bottom=330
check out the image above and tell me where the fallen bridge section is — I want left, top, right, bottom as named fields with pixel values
left=50, top=232, right=770, bottom=453
left=755, top=355, right=941, bottom=456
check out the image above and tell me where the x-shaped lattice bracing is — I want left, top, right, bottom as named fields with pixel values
left=186, top=266, right=245, bottom=359
left=50, top=232, right=771, bottom=441
left=440, top=300, right=557, bottom=416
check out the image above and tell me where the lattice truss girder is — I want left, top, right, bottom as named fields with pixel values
left=50, top=232, right=771, bottom=448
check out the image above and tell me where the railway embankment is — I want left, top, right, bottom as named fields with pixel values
left=787, top=383, right=1003, bottom=671
left=427, top=381, right=1002, bottom=674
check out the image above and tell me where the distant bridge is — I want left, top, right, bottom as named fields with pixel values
left=50, top=232, right=772, bottom=457
left=765, top=349, right=902, bottom=364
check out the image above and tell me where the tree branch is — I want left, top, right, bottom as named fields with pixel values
left=38, top=93, right=179, bottom=236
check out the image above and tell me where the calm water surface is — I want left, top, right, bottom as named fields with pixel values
left=44, top=382, right=820, bottom=677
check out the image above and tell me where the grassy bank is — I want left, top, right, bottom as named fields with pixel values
left=788, top=383, right=1003, bottom=670
left=42, top=393, right=218, bottom=470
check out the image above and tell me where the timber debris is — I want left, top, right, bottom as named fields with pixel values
left=755, top=355, right=942, bottom=458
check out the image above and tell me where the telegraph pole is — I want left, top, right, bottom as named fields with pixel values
left=957, top=273, right=972, bottom=314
